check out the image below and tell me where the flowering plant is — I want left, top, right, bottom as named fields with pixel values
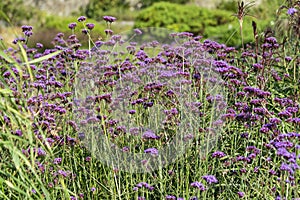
left=276, top=0, right=300, bottom=40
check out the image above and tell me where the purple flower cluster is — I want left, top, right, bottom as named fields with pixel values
left=133, top=182, right=154, bottom=191
left=21, top=25, right=33, bottom=37
left=190, top=181, right=206, bottom=191
left=212, top=151, right=226, bottom=158
left=202, top=175, right=218, bottom=184
left=103, top=16, right=117, bottom=23
left=144, top=148, right=159, bottom=156
left=77, top=16, right=86, bottom=22
left=287, top=8, right=297, bottom=15
left=142, top=130, right=160, bottom=140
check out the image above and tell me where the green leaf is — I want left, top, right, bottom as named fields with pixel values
left=0, top=50, right=15, bottom=64
left=24, top=50, right=62, bottom=65
left=0, top=88, right=12, bottom=96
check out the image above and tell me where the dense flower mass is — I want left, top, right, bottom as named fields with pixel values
left=0, top=3, right=299, bottom=198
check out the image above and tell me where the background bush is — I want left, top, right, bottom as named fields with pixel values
left=134, top=2, right=276, bottom=48
left=0, top=0, right=40, bottom=26
left=81, top=0, right=130, bottom=20
left=134, top=2, right=233, bottom=34
left=136, top=0, right=187, bottom=9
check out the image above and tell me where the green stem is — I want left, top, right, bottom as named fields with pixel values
left=240, top=20, right=244, bottom=50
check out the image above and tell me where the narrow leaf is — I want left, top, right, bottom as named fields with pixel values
left=25, top=50, right=62, bottom=65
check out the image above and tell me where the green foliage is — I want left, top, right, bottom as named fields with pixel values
left=0, top=0, right=38, bottom=26
left=205, top=18, right=272, bottom=47
left=134, top=2, right=277, bottom=47
left=252, top=0, right=283, bottom=20
left=83, top=0, right=129, bottom=20
left=217, top=0, right=283, bottom=20
left=216, top=0, right=237, bottom=12
left=137, top=0, right=188, bottom=9
left=134, top=2, right=234, bottom=35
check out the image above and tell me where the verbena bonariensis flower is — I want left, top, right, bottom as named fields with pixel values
left=68, top=22, right=77, bottom=30
left=212, top=151, right=226, bottom=158
left=86, top=23, right=95, bottom=30
left=190, top=181, right=206, bottom=191
left=134, top=182, right=154, bottom=191
left=237, top=191, right=245, bottom=198
left=165, top=195, right=176, bottom=200
left=82, top=29, right=88, bottom=34
left=287, top=7, right=297, bottom=15
left=21, top=25, right=32, bottom=32
left=142, top=130, right=160, bottom=139
left=103, top=16, right=117, bottom=23
left=77, top=16, right=86, bottom=22
left=202, top=175, right=218, bottom=184
left=144, top=148, right=159, bottom=156
left=53, top=157, right=62, bottom=165
left=105, top=29, right=113, bottom=36
left=134, top=28, right=142, bottom=35
left=14, top=129, right=22, bottom=136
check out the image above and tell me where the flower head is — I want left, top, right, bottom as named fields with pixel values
left=134, top=28, right=142, bottom=35
left=53, top=157, right=62, bottom=165
left=68, top=23, right=77, bottom=30
left=105, top=29, right=113, bottom=36
left=237, top=191, right=245, bottom=198
left=202, top=175, right=218, bottom=184
left=287, top=8, right=297, bottom=15
left=165, top=195, right=176, bottom=200
left=86, top=23, right=95, bottom=30
left=144, top=148, right=159, bottom=156
left=212, top=151, right=226, bottom=158
left=190, top=181, right=206, bottom=191
left=21, top=25, right=33, bottom=32
left=36, top=43, right=43, bottom=48
left=82, top=29, right=88, bottom=34
left=77, top=16, right=86, bottom=22
left=103, top=16, right=117, bottom=23
left=142, top=130, right=160, bottom=139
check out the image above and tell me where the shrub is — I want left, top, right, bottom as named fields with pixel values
left=0, top=0, right=39, bottom=26
left=82, top=0, right=129, bottom=20
left=134, top=2, right=234, bottom=35
left=136, top=0, right=188, bottom=9
left=216, top=0, right=237, bottom=12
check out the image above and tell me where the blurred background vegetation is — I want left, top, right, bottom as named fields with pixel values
left=0, top=0, right=286, bottom=48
